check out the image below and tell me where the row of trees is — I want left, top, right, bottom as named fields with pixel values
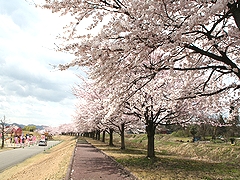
left=41, top=0, right=240, bottom=158
left=170, top=114, right=240, bottom=141
left=22, top=125, right=37, bottom=132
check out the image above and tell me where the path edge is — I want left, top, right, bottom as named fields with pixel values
left=65, top=140, right=77, bottom=180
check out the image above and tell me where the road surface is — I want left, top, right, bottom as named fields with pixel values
left=0, top=141, right=61, bottom=172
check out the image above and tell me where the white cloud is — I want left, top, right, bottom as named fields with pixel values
left=0, top=0, right=82, bottom=126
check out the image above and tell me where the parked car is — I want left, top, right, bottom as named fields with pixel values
left=38, top=140, right=47, bottom=146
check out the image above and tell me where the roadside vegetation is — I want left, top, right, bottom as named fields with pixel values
left=86, top=133, right=240, bottom=180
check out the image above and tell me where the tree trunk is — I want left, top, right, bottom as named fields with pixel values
left=91, top=131, right=95, bottom=139
left=212, top=127, right=216, bottom=140
left=102, top=130, right=105, bottom=142
left=120, top=123, right=125, bottom=150
left=228, top=2, right=240, bottom=30
left=85, top=132, right=90, bottom=137
left=1, top=116, right=5, bottom=149
left=109, top=128, right=114, bottom=146
left=146, top=121, right=156, bottom=158
left=1, top=131, right=4, bottom=149
left=96, top=130, right=100, bottom=140
left=94, top=131, right=97, bottom=139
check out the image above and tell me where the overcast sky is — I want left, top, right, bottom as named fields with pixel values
left=0, top=0, right=84, bottom=127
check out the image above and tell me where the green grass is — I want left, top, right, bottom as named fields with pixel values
left=86, top=134, right=240, bottom=180
left=116, top=156, right=240, bottom=179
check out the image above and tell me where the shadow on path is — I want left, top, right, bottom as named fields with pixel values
left=68, top=141, right=138, bottom=180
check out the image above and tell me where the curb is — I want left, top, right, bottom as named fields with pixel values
left=65, top=141, right=77, bottom=180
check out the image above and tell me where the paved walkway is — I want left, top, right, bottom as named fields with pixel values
left=67, top=140, right=138, bottom=180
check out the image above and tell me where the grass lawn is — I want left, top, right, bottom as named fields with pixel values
left=86, top=134, right=240, bottom=180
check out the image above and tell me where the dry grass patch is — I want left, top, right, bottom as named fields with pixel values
left=0, top=147, right=14, bottom=152
left=0, top=135, right=76, bottom=180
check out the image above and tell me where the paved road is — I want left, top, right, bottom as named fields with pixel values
left=0, top=140, right=61, bottom=172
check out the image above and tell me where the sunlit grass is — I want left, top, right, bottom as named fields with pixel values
left=86, top=134, right=240, bottom=180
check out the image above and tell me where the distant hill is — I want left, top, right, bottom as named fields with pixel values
left=6, top=123, right=25, bottom=129
left=7, top=123, right=48, bottom=130
left=27, top=124, right=48, bottom=130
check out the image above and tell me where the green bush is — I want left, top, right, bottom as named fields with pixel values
left=171, top=130, right=188, bottom=137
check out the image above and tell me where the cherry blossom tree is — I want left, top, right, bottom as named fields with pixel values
left=72, top=77, right=108, bottom=138
left=44, top=0, right=239, bottom=89
left=41, top=0, right=240, bottom=157
left=57, top=123, right=78, bottom=135
left=73, top=77, right=139, bottom=149
left=42, top=0, right=239, bottom=107
left=102, top=109, right=140, bottom=148
left=43, top=126, right=61, bottom=136
left=73, top=100, right=101, bottom=137
left=120, top=72, right=201, bottom=157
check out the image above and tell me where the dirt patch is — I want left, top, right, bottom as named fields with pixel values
left=0, top=136, right=75, bottom=180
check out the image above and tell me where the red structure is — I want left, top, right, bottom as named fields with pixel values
left=5, top=125, right=22, bottom=136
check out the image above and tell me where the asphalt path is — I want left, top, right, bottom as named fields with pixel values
left=0, top=140, right=61, bottom=172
